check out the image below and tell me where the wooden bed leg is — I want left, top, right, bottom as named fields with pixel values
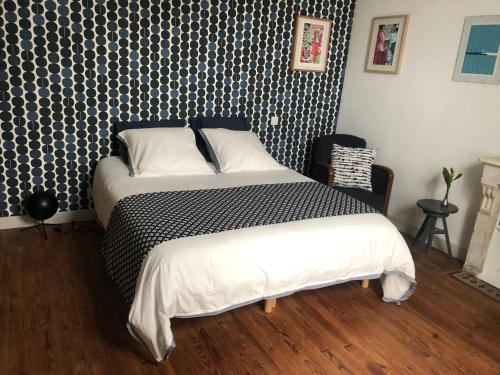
left=264, top=298, right=277, bottom=313
left=361, top=279, right=369, bottom=288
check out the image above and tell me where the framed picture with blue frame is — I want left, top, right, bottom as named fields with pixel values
left=453, top=16, right=500, bottom=84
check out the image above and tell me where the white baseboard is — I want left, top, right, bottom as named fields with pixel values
left=0, top=209, right=96, bottom=230
left=389, top=215, right=466, bottom=260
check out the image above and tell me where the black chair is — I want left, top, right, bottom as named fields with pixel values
left=309, top=134, right=394, bottom=216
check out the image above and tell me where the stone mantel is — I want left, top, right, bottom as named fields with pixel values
left=464, top=157, right=500, bottom=275
left=480, top=157, right=500, bottom=168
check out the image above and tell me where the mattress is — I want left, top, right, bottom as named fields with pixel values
left=93, top=156, right=311, bottom=228
left=93, top=156, right=415, bottom=362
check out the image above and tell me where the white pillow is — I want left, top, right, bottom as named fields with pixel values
left=118, top=128, right=214, bottom=177
left=199, top=128, right=287, bottom=173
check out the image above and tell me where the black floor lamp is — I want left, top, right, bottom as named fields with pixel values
left=22, top=191, right=59, bottom=239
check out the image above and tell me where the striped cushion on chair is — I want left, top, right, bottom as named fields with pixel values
left=331, top=144, right=377, bottom=191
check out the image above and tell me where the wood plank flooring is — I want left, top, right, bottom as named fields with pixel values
left=1, top=224, right=499, bottom=374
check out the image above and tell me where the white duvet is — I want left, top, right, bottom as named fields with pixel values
left=93, top=157, right=415, bottom=362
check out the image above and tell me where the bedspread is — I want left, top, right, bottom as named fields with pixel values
left=101, top=181, right=415, bottom=362
left=103, top=182, right=378, bottom=303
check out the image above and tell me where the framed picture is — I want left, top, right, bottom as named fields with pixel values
left=291, top=15, right=333, bottom=73
left=453, top=16, right=500, bottom=84
left=365, top=15, right=409, bottom=74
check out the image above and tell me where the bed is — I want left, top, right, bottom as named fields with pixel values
left=93, top=156, right=415, bottom=362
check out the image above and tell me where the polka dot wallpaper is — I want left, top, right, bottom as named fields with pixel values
left=0, top=0, right=356, bottom=217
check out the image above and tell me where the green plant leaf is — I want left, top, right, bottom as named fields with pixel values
left=442, top=167, right=452, bottom=186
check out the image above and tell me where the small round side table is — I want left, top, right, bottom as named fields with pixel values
left=412, top=199, right=458, bottom=258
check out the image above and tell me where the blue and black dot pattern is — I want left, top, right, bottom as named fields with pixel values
left=0, top=0, right=356, bottom=217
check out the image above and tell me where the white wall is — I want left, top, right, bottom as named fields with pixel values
left=338, top=0, right=500, bottom=259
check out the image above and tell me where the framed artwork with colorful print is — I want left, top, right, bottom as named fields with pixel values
left=365, top=15, right=409, bottom=74
left=291, top=15, right=333, bottom=73
left=453, top=15, right=500, bottom=84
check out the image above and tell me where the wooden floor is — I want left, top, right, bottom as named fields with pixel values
left=1, top=224, right=500, bottom=375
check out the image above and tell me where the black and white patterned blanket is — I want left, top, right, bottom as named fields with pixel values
left=102, top=182, right=378, bottom=304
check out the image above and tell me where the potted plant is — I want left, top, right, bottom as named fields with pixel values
left=442, top=167, right=462, bottom=207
